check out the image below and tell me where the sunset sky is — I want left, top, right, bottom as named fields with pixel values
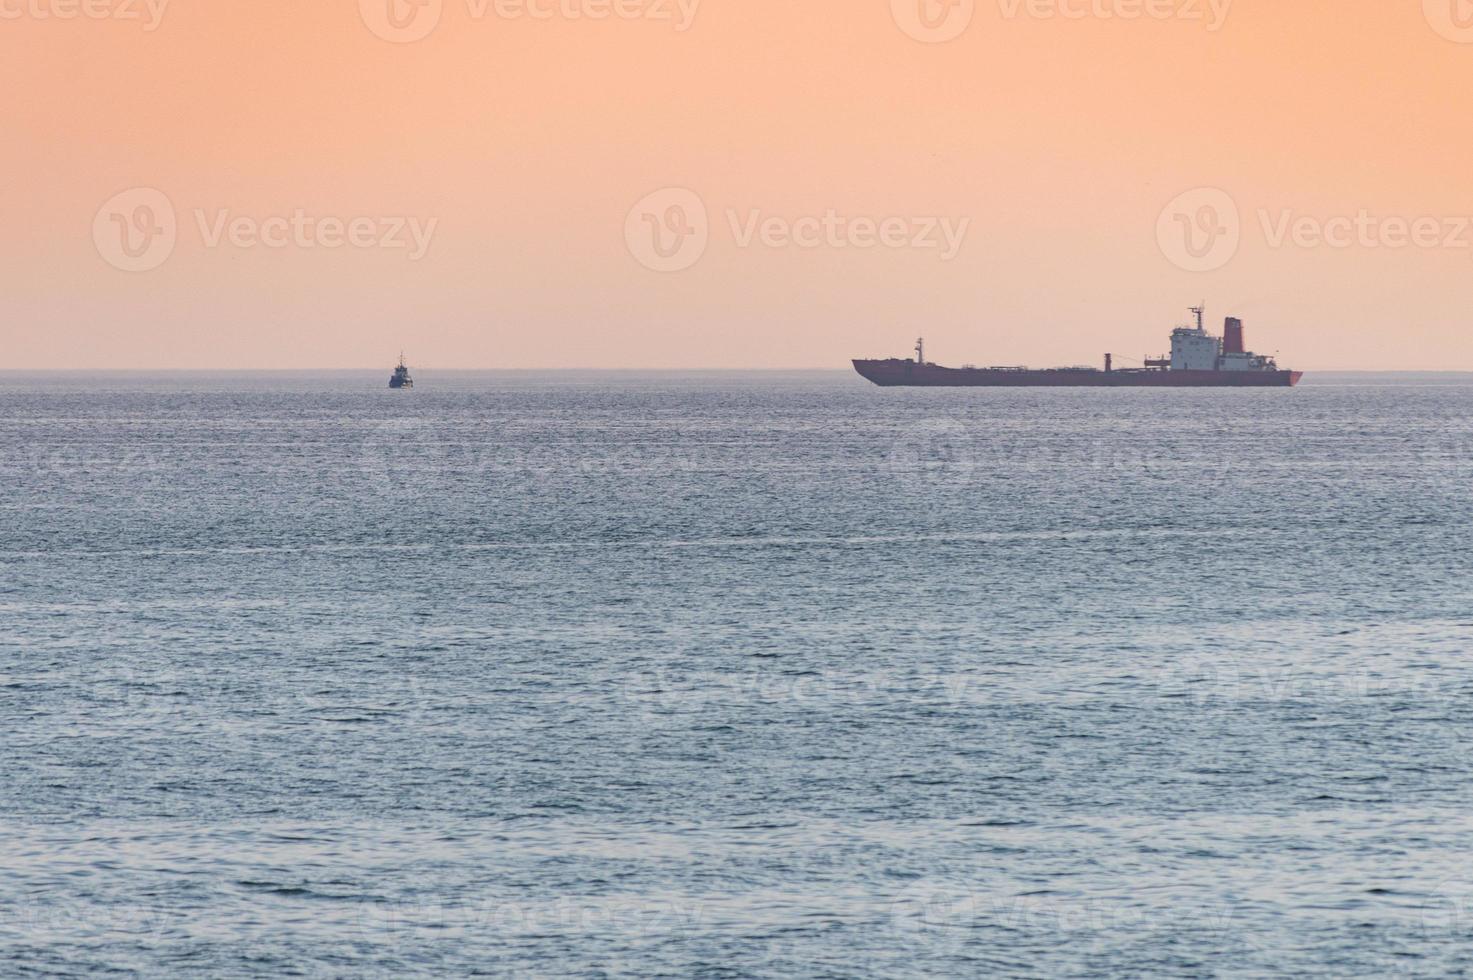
left=5, top=0, right=1473, bottom=369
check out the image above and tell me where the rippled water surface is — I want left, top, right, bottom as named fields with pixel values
left=5, top=370, right=1473, bottom=976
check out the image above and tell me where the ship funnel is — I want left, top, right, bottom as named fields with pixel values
left=1223, top=317, right=1245, bottom=355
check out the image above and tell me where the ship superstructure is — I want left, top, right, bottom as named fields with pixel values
left=853, top=307, right=1302, bottom=387
left=389, top=354, right=414, bottom=389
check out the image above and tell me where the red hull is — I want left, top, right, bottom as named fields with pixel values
left=853, top=360, right=1303, bottom=388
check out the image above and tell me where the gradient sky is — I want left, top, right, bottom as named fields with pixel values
left=5, top=0, right=1473, bottom=369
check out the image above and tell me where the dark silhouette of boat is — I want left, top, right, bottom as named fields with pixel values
left=854, top=307, right=1302, bottom=387
left=389, top=354, right=414, bottom=389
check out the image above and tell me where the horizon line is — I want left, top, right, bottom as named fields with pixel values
left=7, top=367, right=1473, bottom=375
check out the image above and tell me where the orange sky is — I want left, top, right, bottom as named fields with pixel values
left=4, top=0, right=1473, bottom=369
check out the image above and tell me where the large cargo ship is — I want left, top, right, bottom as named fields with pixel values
left=853, top=308, right=1302, bottom=387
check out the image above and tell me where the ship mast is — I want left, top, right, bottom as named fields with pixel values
left=1189, top=305, right=1204, bottom=332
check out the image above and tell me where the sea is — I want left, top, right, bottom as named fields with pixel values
left=4, top=370, right=1473, bottom=977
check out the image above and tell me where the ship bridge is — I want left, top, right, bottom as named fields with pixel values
left=1168, top=306, right=1219, bottom=371
left=1161, top=307, right=1280, bottom=373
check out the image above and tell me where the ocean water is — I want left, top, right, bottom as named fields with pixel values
left=5, top=370, right=1473, bottom=977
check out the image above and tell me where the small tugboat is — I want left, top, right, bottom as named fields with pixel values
left=389, top=353, right=414, bottom=389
